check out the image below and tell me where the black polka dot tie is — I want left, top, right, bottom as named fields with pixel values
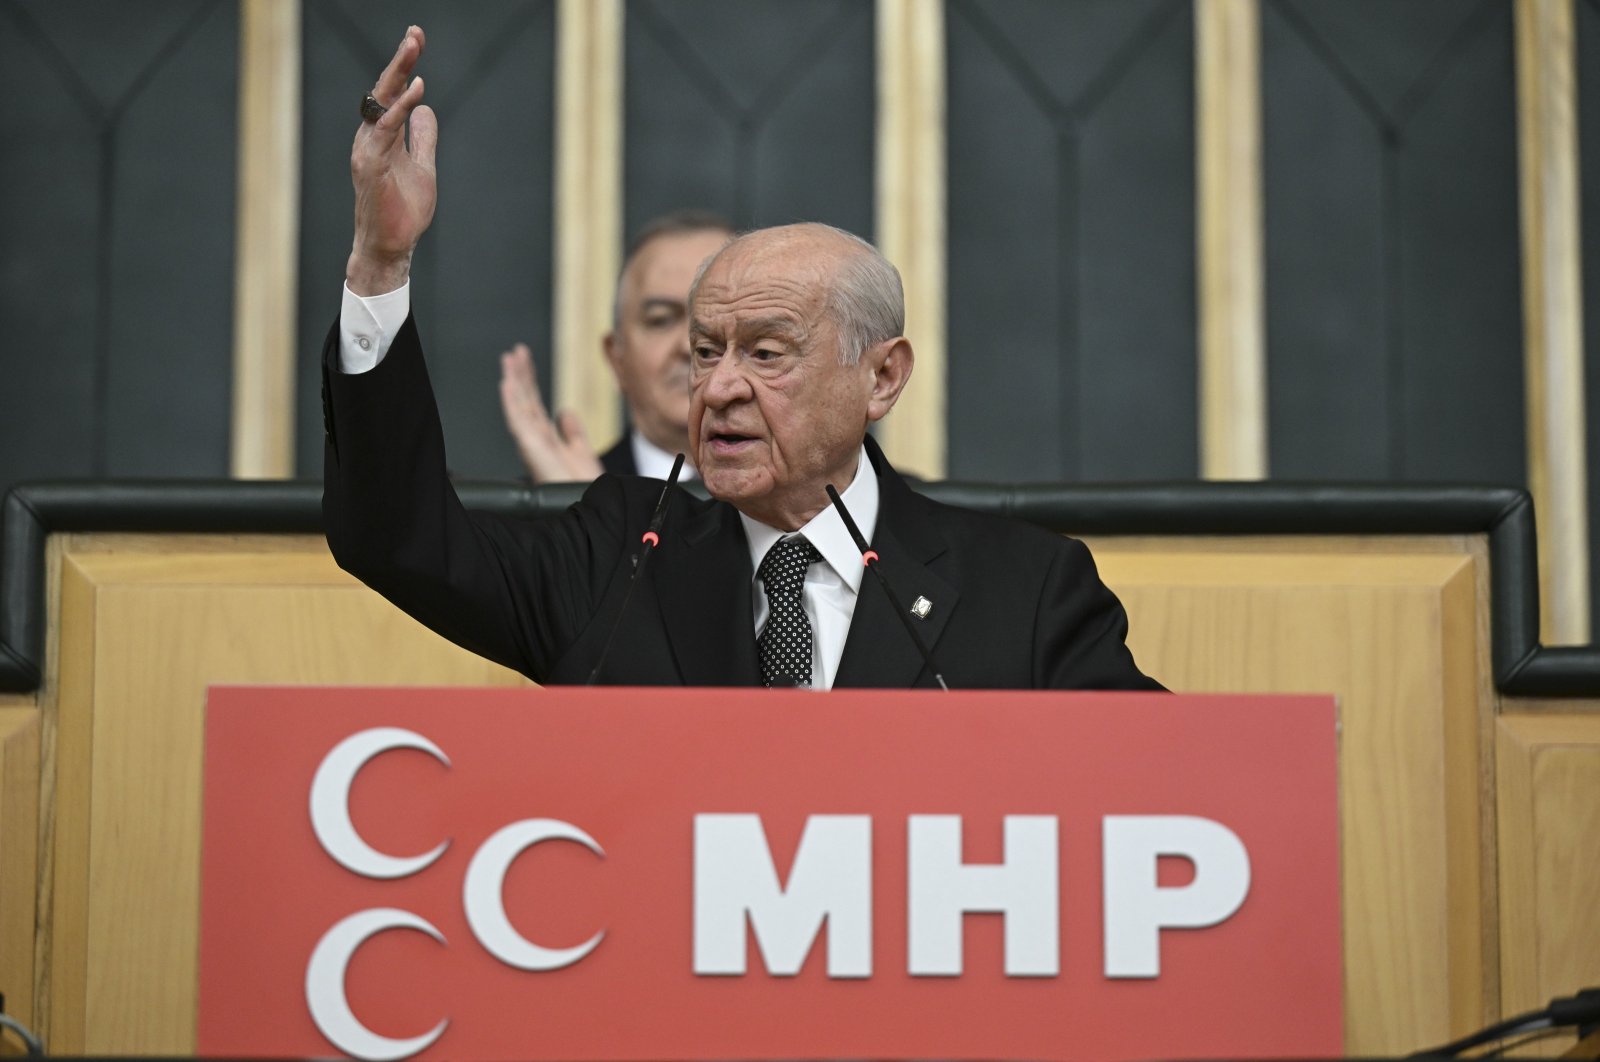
left=757, top=536, right=822, bottom=688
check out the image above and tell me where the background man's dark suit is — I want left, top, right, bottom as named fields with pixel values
left=598, top=435, right=637, bottom=476
left=323, top=316, right=1162, bottom=691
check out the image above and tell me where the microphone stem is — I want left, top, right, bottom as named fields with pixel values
left=586, top=454, right=685, bottom=685
left=586, top=543, right=656, bottom=684
left=826, top=483, right=949, bottom=691
left=865, top=558, right=949, bottom=690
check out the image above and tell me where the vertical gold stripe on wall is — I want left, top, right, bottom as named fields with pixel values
left=1196, top=0, right=1266, bottom=480
left=230, top=0, right=300, bottom=478
left=553, top=0, right=623, bottom=447
left=875, top=0, right=946, bottom=480
left=1516, top=0, right=1590, bottom=645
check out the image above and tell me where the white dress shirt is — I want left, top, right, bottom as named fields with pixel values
left=339, top=283, right=878, bottom=689
left=738, top=447, right=878, bottom=691
left=630, top=432, right=695, bottom=481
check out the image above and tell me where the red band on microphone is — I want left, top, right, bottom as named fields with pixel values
left=641, top=531, right=660, bottom=548
left=862, top=550, right=879, bottom=565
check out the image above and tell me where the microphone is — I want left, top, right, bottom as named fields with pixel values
left=825, top=483, right=949, bottom=691
left=1411, top=987, right=1599, bottom=1057
left=586, top=454, right=685, bottom=684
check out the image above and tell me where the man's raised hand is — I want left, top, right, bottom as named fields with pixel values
left=348, top=25, right=437, bottom=296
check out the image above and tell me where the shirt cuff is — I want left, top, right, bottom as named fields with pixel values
left=338, top=280, right=411, bottom=373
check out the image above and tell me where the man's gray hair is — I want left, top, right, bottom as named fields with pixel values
left=822, top=227, right=905, bottom=365
left=687, top=223, right=905, bottom=365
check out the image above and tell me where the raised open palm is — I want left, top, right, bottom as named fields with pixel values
left=347, top=26, right=437, bottom=295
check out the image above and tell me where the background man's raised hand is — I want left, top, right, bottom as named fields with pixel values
left=498, top=342, right=605, bottom=482
left=347, top=25, right=437, bottom=296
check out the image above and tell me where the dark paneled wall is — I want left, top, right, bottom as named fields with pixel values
left=297, top=0, right=555, bottom=479
left=623, top=0, right=875, bottom=243
left=0, top=0, right=238, bottom=492
left=0, top=1, right=1575, bottom=622
left=1262, top=0, right=1523, bottom=484
left=945, top=0, right=1198, bottom=482
left=2, top=1, right=1531, bottom=491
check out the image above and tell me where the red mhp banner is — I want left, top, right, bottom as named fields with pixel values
left=198, top=687, right=1341, bottom=1061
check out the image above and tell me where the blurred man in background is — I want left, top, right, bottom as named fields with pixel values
left=497, top=210, right=732, bottom=482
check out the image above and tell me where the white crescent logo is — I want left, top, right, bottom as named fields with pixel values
left=463, top=818, right=607, bottom=970
left=305, top=908, right=448, bottom=1060
left=304, top=734, right=608, bottom=1058
left=310, top=728, right=451, bottom=878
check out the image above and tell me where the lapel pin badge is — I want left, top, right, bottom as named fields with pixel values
left=910, top=595, right=933, bottom=619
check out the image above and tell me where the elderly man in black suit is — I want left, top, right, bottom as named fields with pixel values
left=323, top=26, right=1161, bottom=691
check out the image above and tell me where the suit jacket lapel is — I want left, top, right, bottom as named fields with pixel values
left=834, top=441, right=960, bottom=688
left=653, top=499, right=763, bottom=686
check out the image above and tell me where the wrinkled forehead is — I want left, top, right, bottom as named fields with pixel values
left=690, top=237, right=838, bottom=322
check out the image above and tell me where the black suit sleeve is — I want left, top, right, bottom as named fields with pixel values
left=1032, top=537, right=1166, bottom=691
left=321, top=314, right=625, bottom=681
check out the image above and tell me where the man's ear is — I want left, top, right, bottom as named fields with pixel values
left=864, top=337, right=915, bottom=423
left=602, top=332, right=625, bottom=386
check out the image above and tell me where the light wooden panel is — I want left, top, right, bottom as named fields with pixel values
left=1515, top=0, right=1590, bottom=645
left=38, top=536, right=527, bottom=1054
left=1496, top=712, right=1600, bottom=1042
left=1197, top=0, right=1266, bottom=480
left=553, top=0, right=623, bottom=447
left=0, top=708, right=40, bottom=1032
left=875, top=0, right=946, bottom=479
left=1089, top=544, right=1493, bottom=1053
left=39, top=546, right=98, bottom=1053
left=230, top=0, right=301, bottom=479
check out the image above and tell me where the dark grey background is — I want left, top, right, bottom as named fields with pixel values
left=0, top=1, right=1580, bottom=622
left=0, top=0, right=238, bottom=483
left=946, top=0, right=1197, bottom=482
left=624, top=0, right=875, bottom=240
left=1263, top=0, right=1523, bottom=484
